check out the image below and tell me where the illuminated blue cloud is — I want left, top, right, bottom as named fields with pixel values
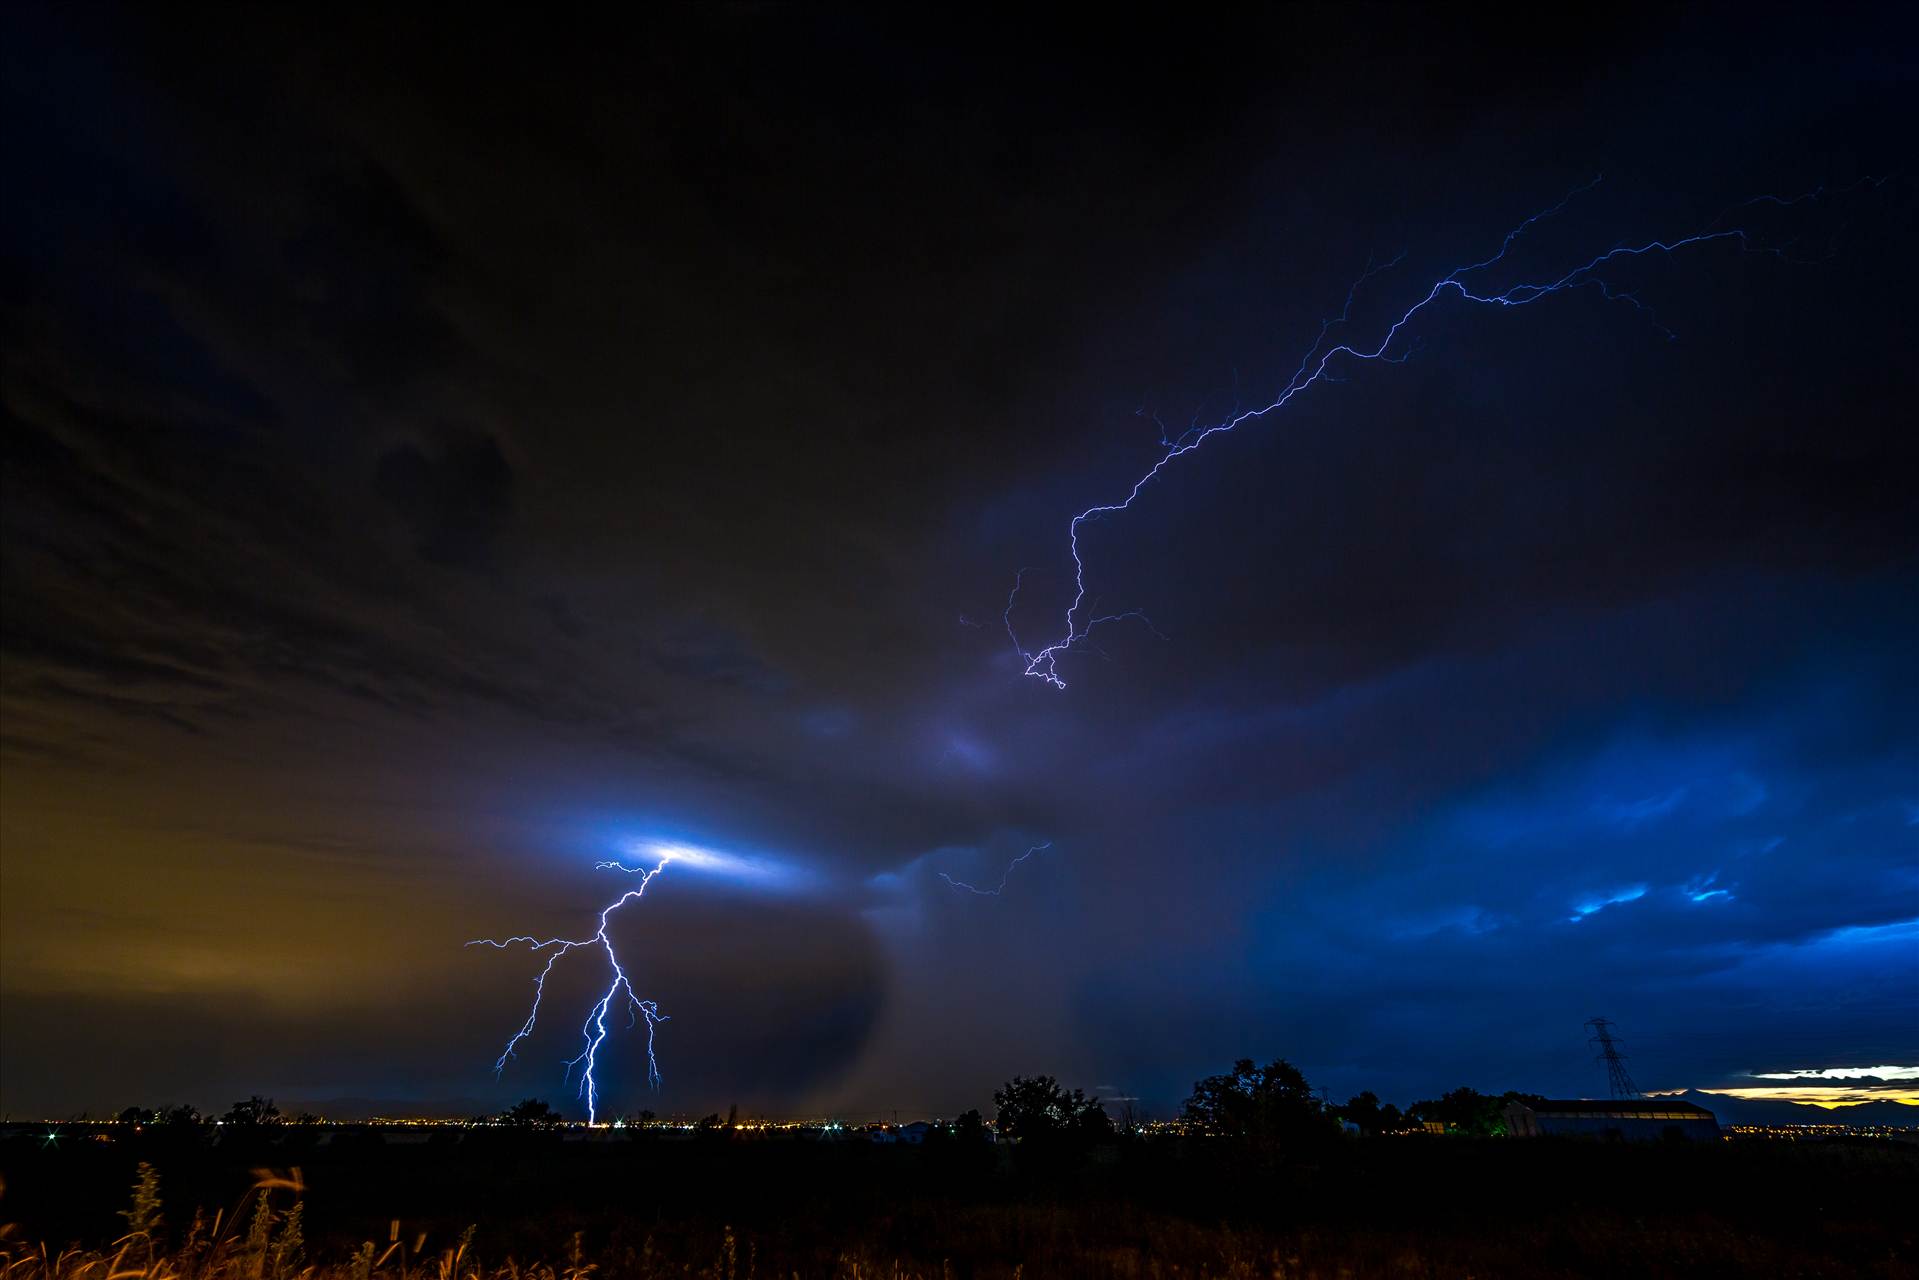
left=617, top=839, right=817, bottom=895
left=1569, top=884, right=1647, bottom=922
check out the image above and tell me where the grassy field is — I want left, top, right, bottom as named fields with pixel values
left=3, top=1130, right=1914, bottom=1278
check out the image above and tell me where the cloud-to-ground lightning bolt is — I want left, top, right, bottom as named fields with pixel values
left=941, top=841, right=1053, bottom=896
left=467, top=855, right=675, bottom=1124
left=1003, top=177, right=1871, bottom=690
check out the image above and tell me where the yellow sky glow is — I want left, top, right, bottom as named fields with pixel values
left=1650, top=1086, right=1919, bottom=1109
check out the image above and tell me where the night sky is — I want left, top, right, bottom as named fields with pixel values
left=3, top=6, right=1915, bottom=1122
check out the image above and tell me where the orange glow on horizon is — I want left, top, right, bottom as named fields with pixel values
left=1649, top=1086, right=1919, bottom=1109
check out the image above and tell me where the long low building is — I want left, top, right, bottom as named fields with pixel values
left=1505, top=1098, right=1721, bottom=1142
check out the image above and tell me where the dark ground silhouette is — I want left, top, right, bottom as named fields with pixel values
left=4, top=1119, right=1914, bottom=1278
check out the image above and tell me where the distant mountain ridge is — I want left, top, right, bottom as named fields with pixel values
left=1663, top=1089, right=1918, bottom=1127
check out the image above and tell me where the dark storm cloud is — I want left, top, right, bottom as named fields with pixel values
left=2, top=388, right=524, bottom=737
left=281, top=160, right=462, bottom=393
left=2, top=3, right=1915, bottom=1119
left=374, top=428, right=515, bottom=571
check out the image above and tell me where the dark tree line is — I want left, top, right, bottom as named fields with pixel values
left=114, top=1096, right=313, bottom=1129
left=1182, top=1057, right=1332, bottom=1145
left=990, top=1075, right=1113, bottom=1144
left=105, top=1072, right=1547, bottom=1143
left=1175, top=1060, right=1554, bottom=1140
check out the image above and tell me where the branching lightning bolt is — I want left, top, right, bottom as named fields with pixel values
left=941, top=841, right=1053, bottom=896
left=1003, top=175, right=1869, bottom=690
left=467, top=856, right=674, bottom=1124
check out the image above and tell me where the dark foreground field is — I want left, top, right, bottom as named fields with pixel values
left=3, top=1129, right=1915, bottom=1279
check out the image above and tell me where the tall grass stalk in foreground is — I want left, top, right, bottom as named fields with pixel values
left=4, top=1152, right=1913, bottom=1280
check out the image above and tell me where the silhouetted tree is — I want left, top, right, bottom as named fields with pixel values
left=501, top=1097, right=562, bottom=1126
left=222, top=1096, right=281, bottom=1127
left=1183, top=1058, right=1334, bottom=1147
left=157, top=1104, right=204, bottom=1128
left=953, top=1108, right=989, bottom=1144
left=1073, top=1096, right=1116, bottom=1141
left=1339, top=1091, right=1404, bottom=1135
left=692, top=1113, right=725, bottom=1139
left=117, top=1105, right=153, bottom=1126
left=991, top=1075, right=1112, bottom=1143
left=615, top=1108, right=656, bottom=1132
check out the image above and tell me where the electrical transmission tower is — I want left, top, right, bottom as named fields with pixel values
left=1585, top=1017, right=1640, bottom=1098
